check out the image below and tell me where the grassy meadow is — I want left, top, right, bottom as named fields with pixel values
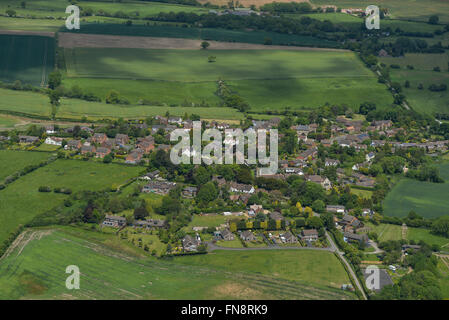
left=0, top=226, right=357, bottom=300
left=0, top=88, right=244, bottom=120
left=0, top=150, right=50, bottom=182
left=380, top=53, right=449, bottom=115
left=0, top=34, right=55, bottom=86
left=62, top=48, right=392, bottom=111
left=0, top=158, right=142, bottom=245
left=383, top=162, right=449, bottom=218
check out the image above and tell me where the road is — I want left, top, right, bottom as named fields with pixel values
left=325, top=232, right=368, bottom=300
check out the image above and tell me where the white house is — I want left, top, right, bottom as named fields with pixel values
left=45, top=137, right=63, bottom=146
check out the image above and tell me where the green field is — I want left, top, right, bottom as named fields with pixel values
left=0, top=158, right=142, bottom=245
left=0, top=115, right=21, bottom=128
left=383, top=162, right=449, bottom=218
left=311, top=0, right=449, bottom=23
left=0, top=226, right=357, bottom=299
left=0, top=88, right=243, bottom=120
left=62, top=48, right=392, bottom=111
left=0, top=150, right=50, bottom=182
left=380, top=53, right=449, bottom=115
left=183, top=214, right=229, bottom=232
left=366, top=222, right=403, bottom=241
left=0, top=34, right=55, bottom=86
left=0, top=0, right=206, bottom=19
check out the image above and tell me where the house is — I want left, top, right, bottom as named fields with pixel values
left=137, top=140, right=154, bottom=154
left=372, top=120, right=392, bottom=131
left=65, top=140, right=81, bottom=150
left=102, top=215, right=126, bottom=228
left=140, top=170, right=160, bottom=180
left=81, top=145, right=96, bottom=155
left=240, top=230, right=257, bottom=241
left=301, top=229, right=319, bottom=242
left=134, top=219, right=166, bottom=229
left=366, top=152, right=375, bottom=162
left=182, top=234, right=200, bottom=252
left=343, top=232, right=369, bottom=245
left=92, top=133, right=108, bottom=144
left=325, top=158, right=340, bottom=167
left=230, top=182, right=255, bottom=194
left=115, top=134, right=129, bottom=145
left=125, top=151, right=143, bottom=164
left=307, top=175, right=332, bottom=190
left=217, top=229, right=235, bottom=241
left=142, top=181, right=176, bottom=195
left=402, top=244, right=421, bottom=252
left=326, top=205, right=346, bottom=214
left=157, top=144, right=171, bottom=152
left=297, top=148, right=318, bottom=161
left=339, top=214, right=364, bottom=230
left=95, top=147, right=111, bottom=159
left=45, top=137, right=63, bottom=146
left=284, top=167, right=303, bottom=175
left=19, top=135, right=39, bottom=144
left=45, top=125, right=55, bottom=134
left=182, top=186, right=198, bottom=198
left=249, top=204, right=263, bottom=214
left=168, top=116, right=183, bottom=125
left=280, top=231, right=298, bottom=244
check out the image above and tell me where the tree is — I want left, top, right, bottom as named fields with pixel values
left=21, top=1, right=26, bottom=9
left=193, top=166, right=210, bottom=185
left=208, top=56, right=216, bottom=63
left=48, top=71, right=62, bottom=90
left=201, top=41, right=210, bottom=50
left=306, top=216, right=323, bottom=229
left=134, top=205, right=149, bottom=220
left=6, top=9, right=16, bottom=17
left=48, top=89, right=61, bottom=107
left=106, top=90, right=120, bottom=104
left=196, top=182, right=218, bottom=203
left=428, top=15, right=439, bottom=25
left=312, top=199, right=325, bottom=213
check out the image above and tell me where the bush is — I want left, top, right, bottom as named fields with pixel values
left=38, top=186, right=51, bottom=192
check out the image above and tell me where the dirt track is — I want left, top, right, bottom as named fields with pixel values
left=58, top=32, right=346, bottom=51
left=0, top=29, right=55, bottom=37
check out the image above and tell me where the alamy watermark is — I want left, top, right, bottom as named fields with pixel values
left=365, top=5, right=380, bottom=30
left=65, top=5, right=80, bottom=30
left=65, top=265, right=80, bottom=290
left=170, top=121, right=278, bottom=175
left=365, top=265, right=380, bottom=290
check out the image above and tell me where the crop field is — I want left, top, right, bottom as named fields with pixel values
left=62, top=48, right=392, bottom=111
left=0, top=159, right=142, bottom=245
left=0, top=0, right=206, bottom=19
left=0, top=88, right=243, bottom=120
left=311, top=0, right=449, bottom=23
left=383, top=162, right=449, bottom=218
left=0, top=34, right=54, bottom=86
left=0, top=226, right=357, bottom=300
left=380, top=54, right=449, bottom=115
left=0, top=150, right=50, bottom=182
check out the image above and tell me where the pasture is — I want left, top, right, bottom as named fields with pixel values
left=62, top=48, right=392, bottom=111
left=0, top=34, right=54, bottom=86
left=0, top=159, right=141, bottom=245
left=0, top=114, right=21, bottom=129
left=380, top=54, right=449, bottom=115
left=383, top=162, right=449, bottom=218
left=0, top=0, right=206, bottom=19
left=0, top=88, right=243, bottom=120
left=0, top=226, right=357, bottom=300
left=311, top=0, right=449, bottom=23
left=0, top=150, right=50, bottom=182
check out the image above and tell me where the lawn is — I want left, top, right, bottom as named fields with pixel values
left=0, top=150, right=50, bottom=182
left=0, top=226, right=356, bottom=299
left=366, top=222, right=403, bottom=241
left=0, top=159, right=142, bottom=245
left=311, top=0, right=449, bottom=23
left=175, top=250, right=355, bottom=291
left=0, top=88, right=244, bottom=120
left=383, top=162, right=449, bottom=218
left=350, top=187, right=373, bottom=199
left=62, top=48, right=392, bottom=111
left=183, top=214, right=229, bottom=232
left=215, top=239, right=244, bottom=248
left=0, top=34, right=55, bottom=86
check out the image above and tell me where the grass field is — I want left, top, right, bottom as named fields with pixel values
left=175, top=249, right=353, bottom=290
left=0, top=114, right=21, bottom=128
left=367, top=222, right=449, bottom=247
left=350, top=187, right=373, bottom=199
left=383, top=162, right=449, bottom=218
left=0, top=88, right=244, bottom=120
left=0, top=0, right=206, bottom=19
left=0, top=226, right=357, bottom=299
left=311, top=0, right=449, bottom=23
left=183, top=214, right=229, bottom=232
left=0, top=34, right=54, bottom=86
left=380, top=53, right=449, bottom=115
left=0, top=150, right=50, bottom=182
left=0, top=158, right=142, bottom=245
left=62, top=48, right=392, bottom=111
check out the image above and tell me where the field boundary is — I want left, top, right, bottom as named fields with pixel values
left=59, top=33, right=348, bottom=51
